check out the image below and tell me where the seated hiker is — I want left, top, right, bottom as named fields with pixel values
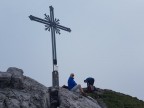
left=68, top=73, right=85, bottom=95
left=84, top=77, right=95, bottom=93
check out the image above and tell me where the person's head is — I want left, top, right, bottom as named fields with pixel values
left=84, top=80, right=87, bottom=83
left=70, top=73, right=74, bottom=78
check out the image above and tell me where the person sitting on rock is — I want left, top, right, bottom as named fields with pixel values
left=68, top=73, right=85, bottom=95
left=84, top=77, right=96, bottom=93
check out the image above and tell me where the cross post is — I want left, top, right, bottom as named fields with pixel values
left=29, top=6, right=71, bottom=88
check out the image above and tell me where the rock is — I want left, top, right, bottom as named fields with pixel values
left=0, top=67, right=50, bottom=108
left=0, top=72, right=11, bottom=88
left=0, top=67, right=102, bottom=108
left=7, top=67, right=24, bottom=89
left=59, top=88, right=101, bottom=108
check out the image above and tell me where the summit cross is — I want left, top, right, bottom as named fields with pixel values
left=29, top=6, right=71, bottom=88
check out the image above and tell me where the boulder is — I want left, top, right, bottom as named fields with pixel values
left=59, top=88, right=101, bottom=108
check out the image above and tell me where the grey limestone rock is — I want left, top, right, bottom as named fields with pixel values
left=0, top=67, right=102, bottom=108
left=0, top=67, right=50, bottom=108
left=59, top=88, right=101, bottom=108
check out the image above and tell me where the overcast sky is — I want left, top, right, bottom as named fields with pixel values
left=0, top=0, right=144, bottom=100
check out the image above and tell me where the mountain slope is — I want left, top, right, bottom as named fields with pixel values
left=0, top=67, right=144, bottom=108
left=0, top=67, right=101, bottom=108
left=86, top=88, right=144, bottom=108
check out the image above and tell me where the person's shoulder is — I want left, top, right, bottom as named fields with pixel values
left=87, top=77, right=93, bottom=79
left=87, top=77, right=94, bottom=80
left=68, top=77, right=73, bottom=80
left=89, top=77, right=94, bottom=79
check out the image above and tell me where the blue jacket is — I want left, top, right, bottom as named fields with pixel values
left=68, top=77, right=77, bottom=90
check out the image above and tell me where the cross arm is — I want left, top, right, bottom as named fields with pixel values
left=56, top=24, right=71, bottom=32
left=29, top=15, right=71, bottom=33
left=29, top=15, right=50, bottom=25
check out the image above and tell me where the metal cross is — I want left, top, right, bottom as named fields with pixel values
left=29, top=6, right=71, bottom=88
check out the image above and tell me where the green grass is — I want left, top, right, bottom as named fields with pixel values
left=85, top=89, right=144, bottom=108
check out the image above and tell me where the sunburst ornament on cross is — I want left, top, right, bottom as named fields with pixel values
left=44, top=13, right=61, bottom=34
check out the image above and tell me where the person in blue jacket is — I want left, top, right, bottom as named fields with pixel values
left=68, top=73, right=85, bottom=94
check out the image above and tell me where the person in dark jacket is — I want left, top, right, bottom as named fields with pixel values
left=84, top=77, right=95, bottom=92
left=68, top=73, right=85, bottom=94
left=84, top=77, right=95, bottom=86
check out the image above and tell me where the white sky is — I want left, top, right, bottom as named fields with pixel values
left=0, top=0, right=144, bottom=100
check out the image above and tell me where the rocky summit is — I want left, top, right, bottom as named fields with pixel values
left=0, top=67, right=101, bottom=108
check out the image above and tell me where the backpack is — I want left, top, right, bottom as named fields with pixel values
left=62, top=85, right=69, bottom=90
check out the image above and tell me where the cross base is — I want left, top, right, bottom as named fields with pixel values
left=49, top=87, right=60, bottom=108
left=52, top=70, right=59, bottom=88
